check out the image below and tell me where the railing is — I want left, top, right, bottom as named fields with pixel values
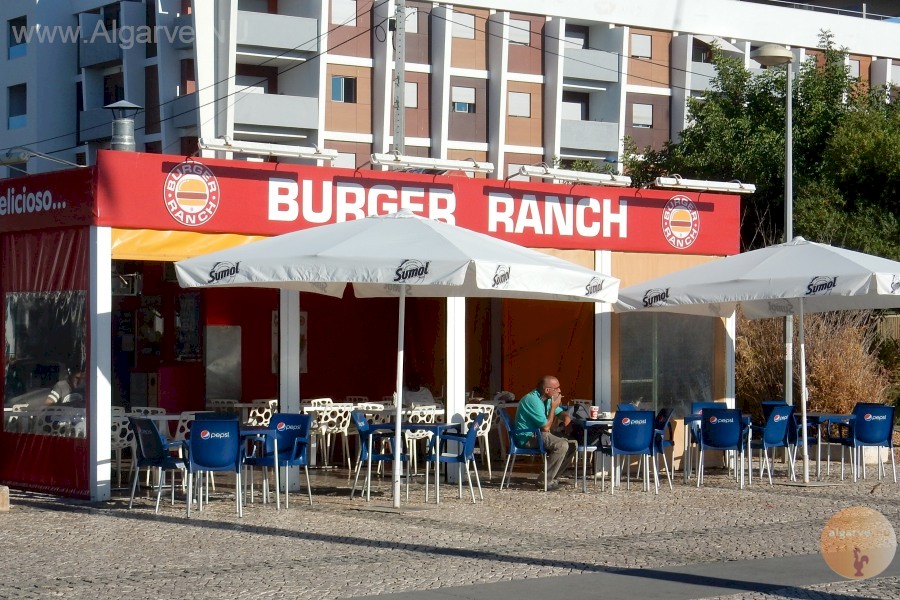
left=739, top=0, right=897, bottom=20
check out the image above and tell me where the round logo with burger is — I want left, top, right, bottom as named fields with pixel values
left=163, top=161, right=220, bottom=227
left=662, top=195, right=700, bottom=250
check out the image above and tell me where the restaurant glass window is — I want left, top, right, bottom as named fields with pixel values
left=618, top=312, right=713, bottom=417
left=8, top=16, right=27, bottom=59
left=4, top=291, right=87, bottom=432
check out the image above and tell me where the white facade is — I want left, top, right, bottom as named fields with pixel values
left=0, top=0, right=897, bottom=177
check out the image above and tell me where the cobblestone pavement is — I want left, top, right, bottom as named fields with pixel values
left=2, top=464, right=900, bottom=599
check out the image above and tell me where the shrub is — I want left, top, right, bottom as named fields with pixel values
left=736, top=310, right=891, bottom=421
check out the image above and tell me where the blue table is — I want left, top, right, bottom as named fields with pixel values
left=572, top=418, right=613, bottom=493
left=807, top=412, right=853, bottom=479
left=405, top=422, right=461, bottom=504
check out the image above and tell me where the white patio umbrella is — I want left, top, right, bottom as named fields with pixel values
left=175, top=209, right=619, bottom=506
left=616, top=236, right=900, bottom=483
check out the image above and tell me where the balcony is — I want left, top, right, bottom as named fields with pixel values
left=233, top=92, right=319, bottom=131
left=688, top=61, right=717, bottom=92
left=563, top=48, right=619, bottom=84
left=235, top=11, right=318, bottom=65
left=171, top=93, right=199, bottom=129
left=78, top=14, right=122, bottom=68
left=560, top=119, right=619, bottom=153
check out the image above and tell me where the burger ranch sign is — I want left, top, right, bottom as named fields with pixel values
left=91, top=153, right=739, bottom=255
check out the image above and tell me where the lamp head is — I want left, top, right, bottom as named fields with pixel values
left=751, top=44, right=793, bottom=67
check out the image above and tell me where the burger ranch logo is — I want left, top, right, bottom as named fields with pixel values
left=207, top=261, right=241, bottom=284
left=806, top=276, right=838, bottom=296
left=394, top=259, right=430, bottom=284
left=492, top=265, right=511, bottom=289
left=643, top=287, right=670, bottom=307
left=662, top=195, right=700, bottom=250
left=164, top=161, right=220, bottom=227
left=0, top=185, right=65, bottom=216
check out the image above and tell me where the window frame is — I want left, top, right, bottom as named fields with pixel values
left=404, top=81, right=418, bottom=108
left=508, top=18, right=530, bottom=46
left=8, top=16, right=27, bottom=60
left=508, top=91, right=531, bottom=118
left=632, top=102, right=653, bottom=128
left=452, top=12, right=475, bottom=39
left=331, top=0, right=357, bottom=26
left=331, top=75, right=358, bottom=104
left=8, top=83, right=27, bottom=130
left=631, top=33, right=652, bottom=59
left=451, top=85, right=476, bottom=114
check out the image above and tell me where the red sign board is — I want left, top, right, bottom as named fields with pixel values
left=7, top=150, right=742, bottom=255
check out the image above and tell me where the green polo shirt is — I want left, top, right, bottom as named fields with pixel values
left=513, top=388, right=563, bottom=445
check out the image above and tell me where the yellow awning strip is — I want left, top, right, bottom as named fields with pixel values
left=110, top=228, right=268, bottom=261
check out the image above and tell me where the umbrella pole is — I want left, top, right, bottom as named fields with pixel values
left=393, top=287, right=406, bottom=508
left=799, top=298, right=810, bottom=484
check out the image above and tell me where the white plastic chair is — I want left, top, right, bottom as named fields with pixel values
left=127, top=407, right=167, bottom=416
left=246, top=400, right=277, bottom=426
left=314, top=403, right=353, bottom=468
left=110, top=415, right=136, bottom=487
left=33, top=406, right=84, bottom=437
left=206, top=398, right=237, bottom=413
left=405, top=405, right=438, bottom=475
left=465, top=404, right=495, bottom=480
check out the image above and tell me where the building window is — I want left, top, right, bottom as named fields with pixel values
left=103, top=72, right=125, bottom=106
left=451, top=86, right=475, bottom=113
left=332, top=0, right=357, bottom=26
left=331, top=75, right=357, bottom=103
left=631, top=33, right=652, bottom=59
left=564, top=24, right=588, bottom=50
left=632, top=103, right=653, bottom=128
left=403, top=7, right=418, bottom=34
left=8, top=83, right=26, bottom=129
left=562, top=91, right=588, bottom=121
left=849, top=59, right=860, bottom=79
left=692, top=40, right=713, bottom=64
left=508, top=18, right=530, bottom=46
left=452, top=12, right=475, bottom=39
left=8, top=16, right=26, bottom=59
left=508, top=91, right=530, bottom=117
left=404, top=82, right=418, bottom=108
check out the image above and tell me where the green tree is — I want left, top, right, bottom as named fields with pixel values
left=623, top=32, right=900, bottom=256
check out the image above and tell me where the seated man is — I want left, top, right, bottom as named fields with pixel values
left=514, top=375, right=574, bottom=490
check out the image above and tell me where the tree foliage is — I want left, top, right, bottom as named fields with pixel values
left=623, top=32, right=900, bottom=257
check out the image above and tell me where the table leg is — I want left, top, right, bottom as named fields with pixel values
left=582, top=428, right=588, bottom=493
left=273, top=438, right=280, bottom=511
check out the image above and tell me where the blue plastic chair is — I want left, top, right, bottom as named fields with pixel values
left=838, top=403, right=896, bottom=483
left=128, top=417, right=186, bottom=513
left=750, top=404, right=794, bottom=484
left=423, top=413, right=485, bottom=504
left=599, top=410, right=657, bottom=494
left=652, top=407, right=675, bottom=490
left=184, top=417, right=245, bottom=517
left=243, top=413, right=313, bottom=508
left=685, top=401, right=727, bottom=481
left=696, top=408, right=749, bottom=488
left=617, top=403, right=638, bottom=411
left=496, top=408, right=549, bottom=491
left=349, top=410, right=409, bottom=501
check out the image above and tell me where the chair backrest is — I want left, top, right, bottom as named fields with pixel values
left=269, top=413, right=311, bottom=459
left=187, top=419, right=243, bottom=471
left=349, top=410, right=373, bottom=446
left=464, top=404, right=494, bottom=436
left=173, top=411, right=199, bottom=442
left=247, top=402, right=274, bottom=426
left=461, top=413, right=485, bottom=458
left=495, top=406, right=542, bottom=452
left=128, top=407, right=167, bottom=416
left=346, top=395, right=369, bottom=404
left=761, top=404, right=794, bottom=446
left=317, top=404, right=352, bottom=433
left=654, top=407, right=675, bottom=439
left=610, top=410, right=655, bottom=454
left=700, top=408, right=745, bottom=450
left=617, top=403, right=638, bottom=412
left=34, top=406, right=84, bottom=436
left=308, top=398, right=333, bottom=407
left=206, top=398, right=237, bottom=413
left=760, top=400, right=786, bottom=423
left=129, top=416, right=169, bottom=465
left=110, top=415, right=136, bottom=451
left=355, top=402, right=385, bottom=412
left=111, top=406, right=126, bottom=416
left=690, top=401, right=725, bottom=416
left=851, top=403, right=894, bottom=445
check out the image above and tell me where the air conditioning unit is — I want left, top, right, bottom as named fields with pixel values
left=112, top=273, right=142, bottom=296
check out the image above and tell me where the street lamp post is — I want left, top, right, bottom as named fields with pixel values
left=752, top=43, right=800, bottom=476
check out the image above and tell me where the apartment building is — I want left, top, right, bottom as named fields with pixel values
left=1, top=0, right=898, bottom=178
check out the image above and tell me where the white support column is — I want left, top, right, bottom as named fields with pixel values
left=724, top=313, right=736, bottom=408
left=595, top=250, right=613, bottom=412
left=445, top=297, right=466, bottom=483
left=89, top=226, right=112, bottom=501
left=279, top=290, right=301, bottom=490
